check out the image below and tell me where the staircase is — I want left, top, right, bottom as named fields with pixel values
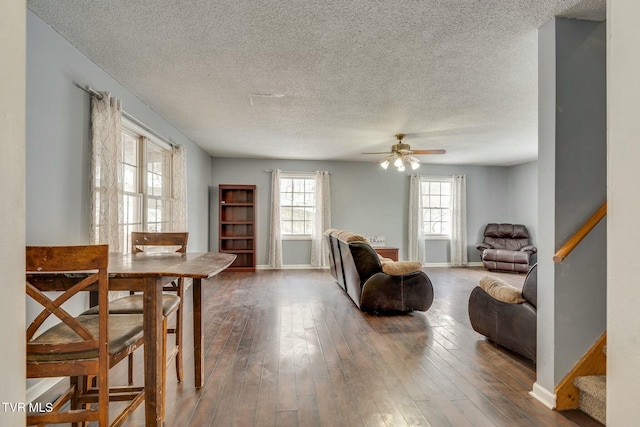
left=574, top=374, right=606, bottom=424
left=555, top=333, right=606, bottom=424
left=572, top=345, right=606, bottom=424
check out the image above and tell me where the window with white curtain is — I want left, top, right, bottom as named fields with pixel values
left=93, top=120, right=174, bottom=252
left=421, top=177, right=452, bottom=238
left=279, top=174, right=316, bottom=238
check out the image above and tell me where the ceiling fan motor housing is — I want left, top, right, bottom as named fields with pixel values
left=392, top=143, right=412, bottom=153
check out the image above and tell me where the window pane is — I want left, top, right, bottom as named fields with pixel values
left=281, top=191, right=293, bottom=206
left=305, top=179, right=315, bottom=192
left=430, top=222, right=442, bottom=234
left=429, top=182, right=440, bottom=195
left=122, top=133, right=138, bottom=165
left=279, top=176, right=315, bottom=235
left=305, top=192, right=315, bottom=207
left=292, top=207, right=305, bottom=220
left=293, top=179, right=304, bottom=192
left=292, top=221, right=305, bottom=234
left=122, top=195, right=142, bottom=228
left=281, top=207, right=292, bottom=220
left=422, top=178, right=452, bottom=236
left=124, top=165, right=138, bottom=193
left=293, top=193, right=305, bottom=206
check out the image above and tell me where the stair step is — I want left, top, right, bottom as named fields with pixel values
left=574, top=375, right=606, bottom=425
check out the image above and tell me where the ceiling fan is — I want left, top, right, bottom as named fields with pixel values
left=362, top=134, right=446, bottom=171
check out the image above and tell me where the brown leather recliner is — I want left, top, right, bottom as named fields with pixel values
left=476, top=223, right=537, bottom=273
left=468, top=263, right=537, bottom=361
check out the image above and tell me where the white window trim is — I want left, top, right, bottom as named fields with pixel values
left=421, top=175, right=453, bottom=240
left=122, top=119, right=174, bottom=235
left=280, top=172, right=316, bottom=239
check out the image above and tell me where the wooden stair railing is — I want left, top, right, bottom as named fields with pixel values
left=555, top=332, right=607, bottom=410
left=553, top=202, right=607, bottom=263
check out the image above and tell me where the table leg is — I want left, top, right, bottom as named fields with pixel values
left=192, top=277, right=204, bottom=388
left=143, top=276, right=164, bottom=426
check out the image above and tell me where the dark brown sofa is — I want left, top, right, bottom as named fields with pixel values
left=468, top=263, right=537, bottom=361
left=476, top=223, right=537, bottom=273
left=325, top=230, right=434, bottom=312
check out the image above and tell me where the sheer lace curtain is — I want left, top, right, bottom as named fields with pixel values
left=408, top=174, right=426, bottom=264
left=90, top=92, right=126, bottom=299
left=172, top=144, right=188, bottom=231
left=90, top=91, right=123, bottom=252
left=450, top=174, right=468, bottom=266
left=268, top=169, right=283, bottom=269
left=310, top=171, right=331, bottom=267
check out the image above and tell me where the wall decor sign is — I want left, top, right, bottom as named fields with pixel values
left=368, top=235, right=386, bottom=247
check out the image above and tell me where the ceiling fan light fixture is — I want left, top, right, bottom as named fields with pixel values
left=393, top=157, right=403, bottom=167
left=410, top=160, right=420, bottom=170
left=397, top=164, right=406, bottom=172
left=380, top=159, right=390, bottom=169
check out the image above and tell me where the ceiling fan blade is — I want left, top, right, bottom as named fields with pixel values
left=361, top=151, right=391, bottom=155
left=412, top=149, right=447, bottom=155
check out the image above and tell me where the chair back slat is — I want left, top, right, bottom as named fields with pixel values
left=131, top=231, right=188, bottom=253
left=26, top=245, right=109, bottom=353
left=26, top=274, right=99, bottom=340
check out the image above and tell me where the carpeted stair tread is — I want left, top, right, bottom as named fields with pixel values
left=575, top=375, right=606, bottom=425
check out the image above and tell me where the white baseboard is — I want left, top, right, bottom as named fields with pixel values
left=530, top=382, right=557, bottom=409
left=26, top=378, right=64, bottom=403
left=423, top=262, right=484, bottom=268
left=256, top=264, right=330, bottom=270
left=257, top=263, right=483, bottom=269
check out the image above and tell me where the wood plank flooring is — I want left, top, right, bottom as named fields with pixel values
left=89, top=267, right=603, bottom=425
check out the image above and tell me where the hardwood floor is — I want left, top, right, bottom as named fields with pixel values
left=93, top=268, right=603, bottom=425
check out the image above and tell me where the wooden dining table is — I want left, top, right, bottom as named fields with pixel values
left=105, top=251, right=236, bottom=426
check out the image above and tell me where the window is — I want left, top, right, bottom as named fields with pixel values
left=280, top=175, right=315, bottom=238
left=421, top=177, right=452, bottom=238
left=93, top=121, right=174, bottom=252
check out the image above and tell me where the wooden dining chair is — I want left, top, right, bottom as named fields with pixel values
left=94, top=232, right=189, bottom=385
left=26, top=245, right=145, bottom=427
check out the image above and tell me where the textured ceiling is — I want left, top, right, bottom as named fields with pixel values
left=27, top=0, right=605, bottom=166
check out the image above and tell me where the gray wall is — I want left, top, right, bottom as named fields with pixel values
left=508, top=161, right=538, bottom=244
left=24, top=7, right=214, bottom=394
left=211, top=157, right=534, bottom=266
left=537, top=18, right=607, bottom=393
left=26, top=10, right=212, bottom=251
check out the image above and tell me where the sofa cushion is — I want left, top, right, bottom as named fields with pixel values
left=338, top=231, right=369, bottom=243
left=381, top=261, right=423, bottom=276
left=479, top=276, right=525, bottom=304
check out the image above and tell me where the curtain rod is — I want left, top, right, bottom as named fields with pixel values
left=75, top=83, right=178, bottom=149
left=264, top=169, right=331, bottom=174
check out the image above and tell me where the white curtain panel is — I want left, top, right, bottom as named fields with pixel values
left=408, top=174, right=426, bottom=264
left=268, top=169, right=283, bottom=269
left=171, top=144, right=188, bottom=231
left=90, top=91, right=123, bottom=253
left=310, top=170, right=331, bottom=267
left=450, top=174, right=468, bottom=266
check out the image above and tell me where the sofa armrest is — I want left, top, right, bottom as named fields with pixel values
left=476, top=243, right=493, bottom=251
left=519, top=245, right=537, bottom=254
left=381, top=261, right=423, bottom=276
left=479, top=276, right=525, bottom=304
left=468, top=287, right=537, bottom=361
left=360, top=271, right=434, bottom=312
